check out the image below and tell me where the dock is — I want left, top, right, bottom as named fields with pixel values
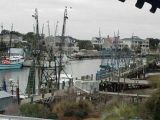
left=99, top=91, right=150, bottom=98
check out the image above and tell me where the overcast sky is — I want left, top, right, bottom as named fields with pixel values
left=0, top=0, right=160, bottom=40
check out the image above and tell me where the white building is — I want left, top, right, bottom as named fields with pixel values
left=103, top=36, right=127, bottom=50
left=0, top=34, right=23, bottom=46
left=44, top=36, right=79, bottom=55
left=122, top=36, right=149, bottom=54
left=91, top=37, right=104, bottom=46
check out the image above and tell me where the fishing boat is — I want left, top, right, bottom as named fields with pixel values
left=0, top=56, right=23, bottom=70
left=0, top=25, right=24, bottom=70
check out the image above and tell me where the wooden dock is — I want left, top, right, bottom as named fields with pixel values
left=99, top=91, right=150, bottom=98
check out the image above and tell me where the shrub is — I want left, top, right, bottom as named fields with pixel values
left=47, top=113, right=58, bottom=119
left=20, top=103, right=50, bottom=118
left=145, top=90, right=160, bottom=120
left=74, top=110, right=88, bottom=118
left=64, top=110, right=74, bottom=117
left=101, top=102, right=138, bottom=120
left=52, top=100, right=93, bottom=118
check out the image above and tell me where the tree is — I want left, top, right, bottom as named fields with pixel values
left=23, top=32, right=35, bottom=43
left=0, top=41, right=7, bottom=52
left=135, top=45, right=141, bottom=54
left=148, top=38, right=160, bottom=50
left=78, top=40, right=93, bottom=50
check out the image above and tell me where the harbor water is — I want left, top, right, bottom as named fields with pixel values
left=0, top=59, right=101, bottom=94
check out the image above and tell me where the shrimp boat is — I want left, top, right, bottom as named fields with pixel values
left=0, top=48, right=25, bottom=70
left=0, top=55, right=24, bottom=70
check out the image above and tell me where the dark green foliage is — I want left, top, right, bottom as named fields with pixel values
left=135, top=45, right=141, bottom=54
left=74, top=110, right=88, bottom=118
left=47, top=113, right=58, bottom=119
left=148, top=38, right=160, bottom=50
left=145, top=90, right=160, bottom=120
left=64, top=110, right=74, bottom=117
left=94, top=44, right=102, bottom=51
left=1, top=29, right=23, bottom=36
left=20, top=103, right=50, bottom=118
left=23, top=32, right=35, bottom=44
left=78, top=40, right=93, bottom=50
left=0, top=41, right=7, bottom=52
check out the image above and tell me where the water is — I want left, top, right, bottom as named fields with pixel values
left=0, top=59, right=101, bottom=94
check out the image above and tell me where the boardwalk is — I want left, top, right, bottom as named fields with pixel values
left=99, top=91, right=150, bottom=98
left=101, top=77, right=149, bottom=85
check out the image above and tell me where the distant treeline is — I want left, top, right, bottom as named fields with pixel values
left=148, top=38, right=160, bottom=50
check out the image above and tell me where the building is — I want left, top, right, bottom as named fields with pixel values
left=122, top=36, right=149, bottom=54
left=103, top=35, right=127, bottom=50
left=44, top=36, right=79, bottom=56
left=91, top=37, right=104, bottom=46
left=0, top=34, right=23, bottom=46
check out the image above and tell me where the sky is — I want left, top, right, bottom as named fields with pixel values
left=0, top=0, right=160, bottom=40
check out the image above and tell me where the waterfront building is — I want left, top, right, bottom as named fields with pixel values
left=44, top=36, right=79, bottom=56
left=103, top=35, right=127, bottom=50
left=0, top=34, right=23, bottom=47
left=91, top=37, right=104, bottom=46
left=122, top=36, right=149, bottom=54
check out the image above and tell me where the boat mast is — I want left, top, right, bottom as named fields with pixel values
left=47, top=20, right=50, bottom=37
left=57, top=7, right=69, bottom=90
left=26, top=8, right=40, bottom=97
left=1, top=24, right=3, bottom=43
left=9, top=24, right=13, bottom=57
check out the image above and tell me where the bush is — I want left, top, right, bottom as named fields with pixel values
left=74, top=110, right=88, bottom=118
left=145, top=90, right=160, bottom=120
left=64, top=110, right=74, bottom=117
left=148, top=75, right=160, bottom=88
left=101, top=102, right=138, bottom=120
left=47, top=113, right=58, bottom=119
left=53, top=100, right=93, bottom=118
left=20, top=103, right=50, bottom=118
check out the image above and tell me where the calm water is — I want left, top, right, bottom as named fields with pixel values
left=0, top=59, right=101, bottom=94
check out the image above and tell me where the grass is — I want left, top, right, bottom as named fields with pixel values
left=148, top=75, right=160, bottom=88
left=52, top=99, right=94, bottom=118
left=101, top=102, right=139, bottom=120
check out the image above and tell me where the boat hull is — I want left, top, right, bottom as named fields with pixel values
left=0, top=63, right=22, bottom=70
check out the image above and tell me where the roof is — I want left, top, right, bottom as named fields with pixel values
left=0, top=91, right=12, bottom=99
left=122, top=36, right=144, bottom=41
left=8, top=48, right=24, bottom=55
